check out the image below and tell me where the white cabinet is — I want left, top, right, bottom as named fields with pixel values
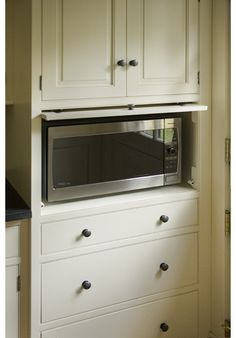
left=6, top=225, right=20, bottom=338
left=42, top=0, right=199, bottom=103
left=6, top=265, right=19, bottom=338
left=127, top=0, right=199, bottom=97
left=42, top=291, right=198, bottom=338
left=42, top=0, right=126, bottom=101
left=41, top=198, right=198, bottom=255
left=39, top=188, right=204, bottom=337
left=42, top=233, right=198, bottom=322
left=5, top=221, right=30, bottom=338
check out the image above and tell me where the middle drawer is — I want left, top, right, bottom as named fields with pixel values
left=41, top=199, right=198, bottom=255
left=41, top=232, right=198, bottom=323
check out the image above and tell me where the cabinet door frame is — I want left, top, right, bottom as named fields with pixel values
left=127, top=0, right=199, bottom=97
left=42, top=0, right=126, bottom=100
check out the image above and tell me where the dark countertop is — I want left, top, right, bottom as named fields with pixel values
left=6, top=180, right=32, bottom=222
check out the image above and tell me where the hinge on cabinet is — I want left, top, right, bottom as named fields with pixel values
left=225, top=138, right=231, bottom=164
left=197, top=71, right=200, bottom=85
left=39, top=75, right=42, bottom=91
left=223, top=319, right=231, bottom=337
left=17, top=275, right=21, bottom=292
left=225, top=210, right=231, bottom=235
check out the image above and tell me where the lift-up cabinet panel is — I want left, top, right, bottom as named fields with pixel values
left=41, top=0, right=199, bottom=103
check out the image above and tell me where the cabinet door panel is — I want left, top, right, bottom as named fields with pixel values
left=42, top=0, right=126, bottom=100
left=42, top=233, right=198, bottom=322
left=6, top=265, right=19, bottom=338
left=127, top=0, right=199, bottom=97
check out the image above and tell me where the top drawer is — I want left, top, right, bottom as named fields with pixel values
left=6, top=225, right=20, bottom=259
left=41, top=198, right=198, bottom=255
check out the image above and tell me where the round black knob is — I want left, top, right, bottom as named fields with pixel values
left=160, top=323, right=169, bottom=332
left=129, top=59, right=139, bottom=67
left=82, top=280, right=91, bottom=290
left=167, top=147, right=176, bottom=154
left=82, top=229, right=91, bottom=237
left=160, top=215, right=169, bottom=223
left=117, top=59, right=126, bottom=67
left=160, top=263, right=169, bottom=271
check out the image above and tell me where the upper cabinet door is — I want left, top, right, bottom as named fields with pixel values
left=127, top=0, right=199, bottom=97
left=42, top=0, right=126, bottom=100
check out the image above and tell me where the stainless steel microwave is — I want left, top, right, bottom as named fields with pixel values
left=42, top=115, right=181, bottom=202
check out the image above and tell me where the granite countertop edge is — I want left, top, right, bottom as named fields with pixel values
left=6, top=180, right=32, bottom=223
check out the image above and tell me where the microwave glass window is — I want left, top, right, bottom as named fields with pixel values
left=52, top=130, right=165, bottom=189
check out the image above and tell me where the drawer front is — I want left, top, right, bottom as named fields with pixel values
left=42, top=199, right=198, bottom=254
left=42, top=291, right=198, bottom=338
left=42, top=233, right=198, bottom=322
left=6, top=226, right=20, bottom=259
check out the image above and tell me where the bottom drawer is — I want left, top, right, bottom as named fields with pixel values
left=42, top=291, right=198, bottom=338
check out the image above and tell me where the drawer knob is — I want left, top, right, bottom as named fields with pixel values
left=117, top=59, right=126, bottom=67
left=160, top=215, right=169, bottom=223
left=82, top=229, right=92, bottom=237
left=160, top=323, right=169, bottom=332
left=160, top=262, right=169, bottom=271
left=129, top=59, right=139, bottom=66
left=82, top=280, right=91, bottom=290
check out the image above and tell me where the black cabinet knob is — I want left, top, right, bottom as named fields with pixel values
left=160, top=323, right=169, bottom=332
left=160, top=215, right=169, bottom=223
left=129, top=59, right=139, bottom=66
left=82, top=229, right=92, bottom=237
left=82, top=280, right=91, bottom=290
left=117, top=59, right=126, bottom=67
left=160, top=263, right=169, bottom=271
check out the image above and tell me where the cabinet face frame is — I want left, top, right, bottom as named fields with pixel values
left=127, top=0, right=199, bottom=97
left=42, top=0, right=127, bottom=100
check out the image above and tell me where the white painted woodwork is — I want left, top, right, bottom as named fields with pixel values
left=42, top=233, right=198, bottom=322
left=42, top=199, right=198, bottom=255
left=6, top=265, right=19, bottom=338
left=196, top=1, right=212, bottom=335
left=42, top=0, right=199, bottom=104
left=42, top=291, right=198, bottom=338
left=42, top=0, right=126, bottom=100
left=6, top=226, right=20, bottom=259
left=127, top=0, right=199, bottom=97
left=41, top=185, right=199, bottom=220
left=41, top=104, right=208, bottom=121
left=4, top=0, right=216, bottom=337
left=211, top=0, right=230, bottom=336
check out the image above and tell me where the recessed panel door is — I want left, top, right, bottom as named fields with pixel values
left=6, top=265, right=19, bottom=338
left=127, top=0, right=199, bottom=97
left=42, top=0, right=126, bottom=100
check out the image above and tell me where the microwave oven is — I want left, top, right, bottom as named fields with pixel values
left=42, top=115, right=181, bottom=202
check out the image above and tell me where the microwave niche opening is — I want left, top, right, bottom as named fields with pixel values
left=42, top=117, right=181, bottom=202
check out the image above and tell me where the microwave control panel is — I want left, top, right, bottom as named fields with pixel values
left=164, top=128, right=178, bottom=174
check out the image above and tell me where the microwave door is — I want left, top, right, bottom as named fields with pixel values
left=46, top=119, right=166, bottom=202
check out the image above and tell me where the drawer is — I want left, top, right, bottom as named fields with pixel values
left=42, top=233, right=198, bottom=322
left=41, top=199, right=198, bottom=254
left=6, top=226, right=20, bottom=259
left=42, top=291, right=198, bottom=338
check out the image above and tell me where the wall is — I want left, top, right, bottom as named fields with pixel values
left=6, top=0, right=32, bottom=206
